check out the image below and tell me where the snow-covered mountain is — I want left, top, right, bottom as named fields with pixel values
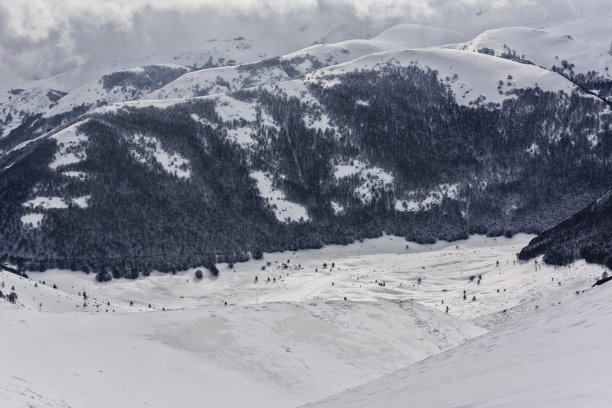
left=1, top=16, right=611, bottom=276
left=457, top=14, right=612, bottom=101
left=143, top=24, right=466, bottom=101
left=0, top=37, right=265, bottom=139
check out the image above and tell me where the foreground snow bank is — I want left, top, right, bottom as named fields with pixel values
left=0, top=299, right=483, bottom=408
left=305, top=283, right=612, bottom=408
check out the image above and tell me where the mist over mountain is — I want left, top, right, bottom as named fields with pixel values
left=2, top=0, right=611, bottom=85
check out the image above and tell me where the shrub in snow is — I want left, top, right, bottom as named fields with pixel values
left=195, top=270, right=204, bottom=279
left=95, top=271, right=112, bottom=282
left=207, top=264, right=219, bottom=277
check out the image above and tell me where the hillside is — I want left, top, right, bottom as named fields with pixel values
left=458, top=14, right=612, bottom=101
left=0, top=38, right=265, bottom=139
left=304, top=282, right=612, bottom=408
left=145, top=24, right=466, bottom=101
left=519, top=190, right=612, bottom=269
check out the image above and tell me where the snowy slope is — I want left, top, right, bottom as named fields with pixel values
left=2, top=23, right=461, bottom=133
left=304, top=283, right=612, bottom=408
left=145, top=23, right=466, bottom=101
left=1, top=234, right=606, bottom=408
left=461, top=24, right=612, bottom=81
left=41, top=65, right=186, bottom=118
left=547, top=14, right=612, bottom=43
left=0, top=87, right=64, bottom=137
left=14, top=39, right=266, bottom=94
left=0, top=38, right=267, bottom=138
left=0, top=289, right=483, bottom=407
left=305, top=47, right=579, bottom=107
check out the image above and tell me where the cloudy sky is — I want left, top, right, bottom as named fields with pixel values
left=0, top=0, right=609, bottom=86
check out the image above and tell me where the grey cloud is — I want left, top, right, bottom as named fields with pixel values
left=0, top=0, right=610, bottom=87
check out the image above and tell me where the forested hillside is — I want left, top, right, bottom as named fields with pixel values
left=1, top=56, right=611, bottom=276
left=519, top=190, right=612, bottom=269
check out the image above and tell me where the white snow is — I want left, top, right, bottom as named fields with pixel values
left=49, top=121, right=89, bottom=170
left=306, top=283, right=612, bottom=408
left=333, top=160, right=394, bottom=204
left=460, top=21, right=612, bottom=82
left=22, top=196, right=68, bottom=210
left=71, top=195, right=91, bottom=209
left=62, top=171, right=88, bottom=179
left=147, top=64, right=288, bottom=101
left=306, top=48, right=579, bottom=107
left=207, top=95, right=278, bottom=143
left=331, top=201, right=344, bottom=214
left=15, top=40, right=266, bottom=95
left=226, top=127, right=255, bottom=146
left=0, top=87, right=56, bottom=138
left=333, top=161, right=365, bottom=179
left=0, top=288, right=482, bottom=408
left=93, top=97, right=183, bottom=114
left=395, top=183, right=460, bottom=213
left=274, top=80, right=320, bottom=106
left=214, top=94, right=258, bottom=122
left=587, top=134, right=599, bottom=147
left=129, top=134, right=191, bottom=179
left=547, top=14, right=612, bottom=42
left=526, top=142, right=540, bottom=156
left=190, top=113, right=215, bottom=129
left=1, top=234, right=608, bottom=407
left=303, top=112, right=336, bottom=132
left=146, top=24, right=465, bottom=101
left=250, top=171, right=309, bottom=223
left=20, top=213, right=44, bottom=228
left=22, top=195, right=91, bottom=211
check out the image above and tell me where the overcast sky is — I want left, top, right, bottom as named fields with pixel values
left=1, top=0, right=610, bottom=87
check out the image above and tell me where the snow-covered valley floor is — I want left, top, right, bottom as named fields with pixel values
left=0, top=234, right=609, bottom=407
